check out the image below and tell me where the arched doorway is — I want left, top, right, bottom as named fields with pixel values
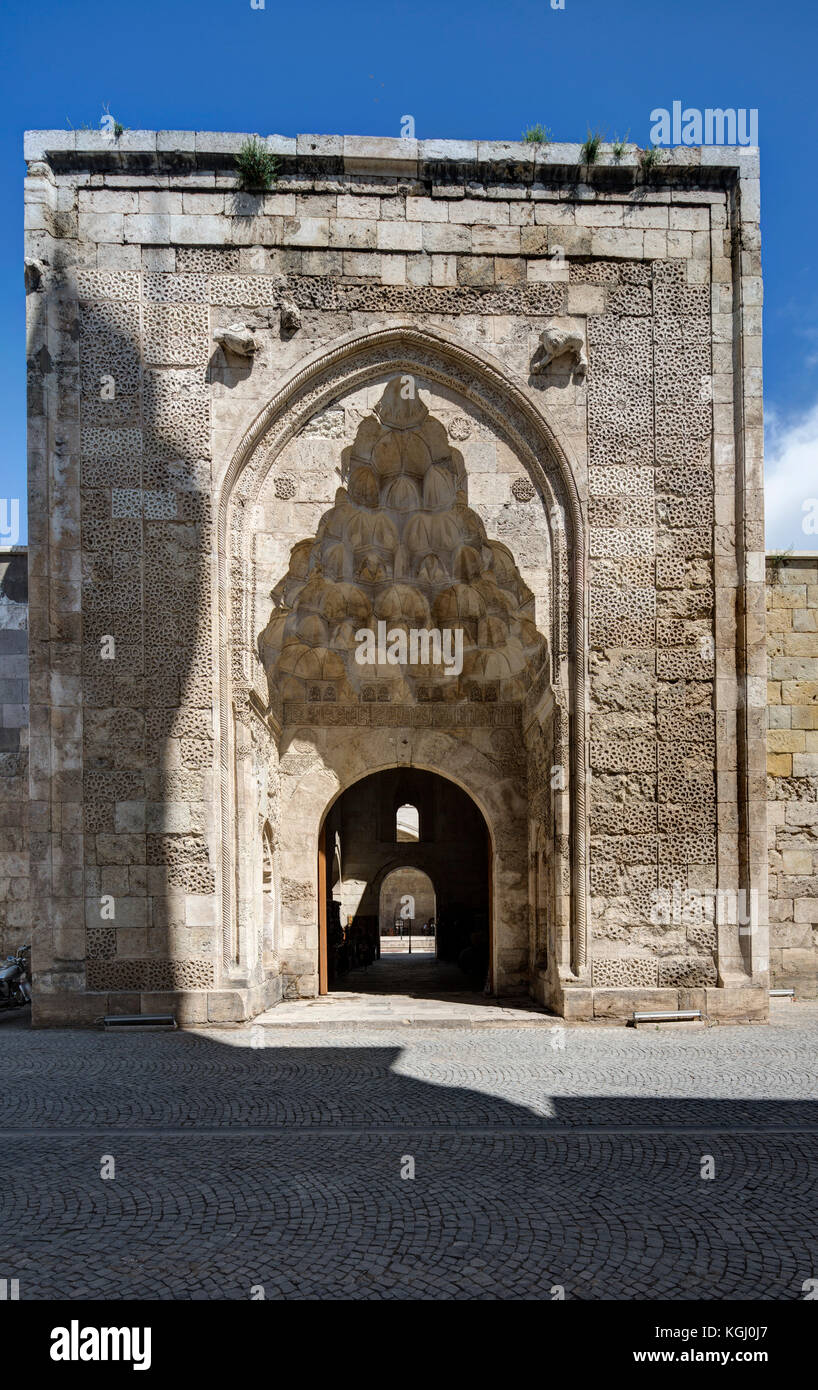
left=379, top=867, right=436, bottom=945
left=318, top=769, right=492, bottom=996
left=219, top=340, right=589, bottom=1015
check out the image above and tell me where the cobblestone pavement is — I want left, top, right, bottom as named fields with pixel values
left=1, top=1003, right=816, bottom=1300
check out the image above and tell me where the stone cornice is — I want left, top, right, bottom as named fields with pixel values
left=23, top=130, right=759, bottom=190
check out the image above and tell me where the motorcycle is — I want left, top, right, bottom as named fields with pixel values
left=0, top=944, right=31, bottom=1011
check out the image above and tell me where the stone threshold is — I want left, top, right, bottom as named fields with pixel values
left=249, top=994, right=558, bottom=1029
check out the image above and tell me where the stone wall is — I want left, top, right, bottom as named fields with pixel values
left=0, top=548, right=31, bottom=956
left=23, top=130, right=767, bottom=1023
left=9, top=543, right=816, bottom=1002
left=767, top=553, right=818, bottom=995
left=7, top=536, right=817, bottom=1002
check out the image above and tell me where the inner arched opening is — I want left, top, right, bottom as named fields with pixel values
left=379, top=866, right=436, bottom=948
left=321, top=769, right=490, bottom=997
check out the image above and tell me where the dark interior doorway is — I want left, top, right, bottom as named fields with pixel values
left=319, top=769, right=491, bottom=997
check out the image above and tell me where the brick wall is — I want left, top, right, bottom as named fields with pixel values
left=0, top=547, right=31, bottom=955
left=766, top=553, right=818, bottom=996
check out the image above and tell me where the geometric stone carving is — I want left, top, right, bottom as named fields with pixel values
left=657, top=958, right=718, bottom=988
left=274, top=474, right=297, bottom=500
left=86, top=959, right=215, bottom=991
left=592, top=957, right=658, bottom=987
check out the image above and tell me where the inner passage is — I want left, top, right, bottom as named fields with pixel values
left=322, top=769, right=490, bottom=995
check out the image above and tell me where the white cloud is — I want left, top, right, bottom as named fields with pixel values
left=764, top=400, right=818, bottom=550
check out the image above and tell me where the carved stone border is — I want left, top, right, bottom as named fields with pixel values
left=216, top=322, right=589, bottom=983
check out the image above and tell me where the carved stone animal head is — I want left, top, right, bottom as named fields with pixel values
left=280, top=300, right=302, bottom=335
left=214, top=322, right=258, bottom=357
left=531, top=326, right=588, bottom=378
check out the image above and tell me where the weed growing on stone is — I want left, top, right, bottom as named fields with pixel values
left=768, top=548, right=793, bottom=584
left=639, top=144, right=664, bottom=174
left=522, top=124, right=551, bottom=144
left=580, top=129, right=602, bottom=164
left=235, top=137, right=280, bottom=191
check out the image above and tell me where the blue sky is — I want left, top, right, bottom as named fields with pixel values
left=1, top=0, right=815, bottom=546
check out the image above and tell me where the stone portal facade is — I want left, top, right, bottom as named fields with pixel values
left=21, top=130, right=771, bottom=1024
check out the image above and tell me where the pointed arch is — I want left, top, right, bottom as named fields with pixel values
left=214, top=322, right=589, bottom=990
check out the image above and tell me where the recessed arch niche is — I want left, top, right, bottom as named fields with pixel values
left=216, top=323, right=588, bottom=1012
